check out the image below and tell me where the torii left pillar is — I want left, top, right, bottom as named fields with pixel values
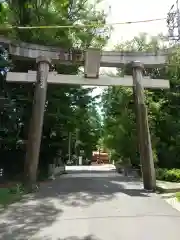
left=24, top=56, right=51, bottom=191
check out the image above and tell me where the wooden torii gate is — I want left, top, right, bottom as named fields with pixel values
left=1, top=36, right=170, bottom=191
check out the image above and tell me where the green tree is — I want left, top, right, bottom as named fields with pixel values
left=101, top=33, right=180, bottom=168
left=102, top=85, right=137, bottom=165
left=0, top=0, right=108, bottom=187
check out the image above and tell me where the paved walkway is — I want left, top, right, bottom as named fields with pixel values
left=156, top=180, right=180, bottom=193
left=0, top=165, right=180, bottom=240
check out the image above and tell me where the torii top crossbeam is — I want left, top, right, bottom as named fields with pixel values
left=0, top=35, right=169, bottom=68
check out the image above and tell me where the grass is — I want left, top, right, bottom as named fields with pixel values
left=0, top=184, right=24, bottom=208
left=176, top=192, right=180, bottom=202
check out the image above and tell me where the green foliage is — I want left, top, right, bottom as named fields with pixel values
left=0, top=184, right=23, bottom=207
left=5, top=0, right=111, bottom=48
left=101, top=33, right=180, bottom=171
left=102, top=86, right=138, bottom=165
left=176, top=192, right=180, bottom=201
left=0, top=0, right=106, bottom=179
left=156, top=168, right=180, bottom=182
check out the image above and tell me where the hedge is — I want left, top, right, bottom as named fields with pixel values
left=176, top=192, right=180, bottom=201
left=156, top=168, right=180, bottom=182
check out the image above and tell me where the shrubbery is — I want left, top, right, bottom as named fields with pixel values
left=156, top=168, right=180, bottom=182
left=176, top=192, right=180, bottom=201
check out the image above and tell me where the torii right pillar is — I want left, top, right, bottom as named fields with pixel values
left=132, top=61, right=156, bottom=191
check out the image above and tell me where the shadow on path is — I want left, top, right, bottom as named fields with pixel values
left=0, top=197, right=62, bottom=239
left=43, top=235, right=101, bottom=240
left=35, top=171, right=149, bottom=208
left=0, top=170, right=151, bottom=239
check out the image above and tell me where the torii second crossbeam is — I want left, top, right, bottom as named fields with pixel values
left=6, top=71, right=170, bottom=89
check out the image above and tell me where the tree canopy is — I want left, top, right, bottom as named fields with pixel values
left=0, top=0, right=106, bottom=180
left=1, top=1, right=180, bottom=185
left=101, top=33, right=180, bottom=169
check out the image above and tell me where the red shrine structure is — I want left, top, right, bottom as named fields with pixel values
left=91, top=151, right=109, bottom=164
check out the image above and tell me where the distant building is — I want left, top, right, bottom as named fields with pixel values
left=92, top=151, right=109, bottom=164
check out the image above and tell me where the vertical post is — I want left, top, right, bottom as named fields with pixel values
left=68, top=132, right=72, bottom=163
left=24, top=56, right=51, bottom=191
left=132, top=61, right=156, bottom=191
left=75, top=128, right=79, bottom=165
left=98, top=148, right=100, bottom=164
left=132, top=82, right=145, bottom=178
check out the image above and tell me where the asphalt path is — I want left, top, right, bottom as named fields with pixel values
left=0, top=165, right=180, bottom=240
